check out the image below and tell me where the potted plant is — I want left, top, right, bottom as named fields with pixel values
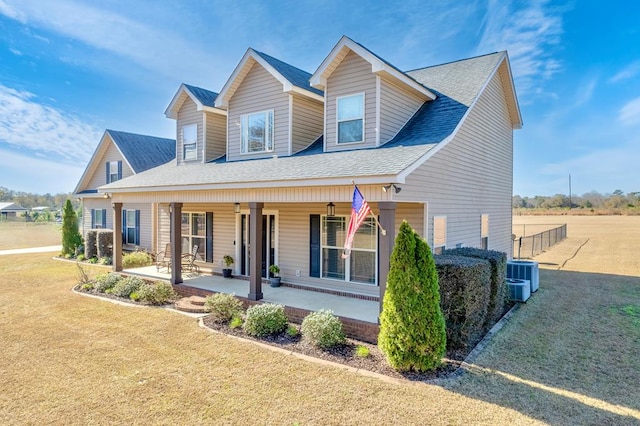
left=222, top=255, right=234, bottom=278
left=269, top=264, right=281, bottom=287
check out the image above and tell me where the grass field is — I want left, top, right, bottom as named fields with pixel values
left=0, top=221, right=61, bottom=250
left=0, top=216, right=639, bottom=424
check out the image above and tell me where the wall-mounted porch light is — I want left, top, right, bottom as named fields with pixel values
left=103, top=193, right=111, bottom=199
left=382, top=184, right=402, bottom=194
left=326, top=202, right=335, bottom=217
left=234, top=203, right=241, bottom=214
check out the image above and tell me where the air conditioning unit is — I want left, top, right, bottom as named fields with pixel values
left=507, top=260, right=539, bottom=293
left=507, top=278, right=531, bottom=302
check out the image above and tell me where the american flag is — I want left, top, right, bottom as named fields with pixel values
left=342, top=186, right=371, bottom=258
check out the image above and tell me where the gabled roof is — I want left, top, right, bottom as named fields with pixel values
left=0, top=202, right=27, bottom=212
left=73, top=130, right=176, bottom=195
left=215, top=48, right=324, bottom=108
left=165, top=83, right=225, bottom=119
left=310, top=35, right=436, bottom=101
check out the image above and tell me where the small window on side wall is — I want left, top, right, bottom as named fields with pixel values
left=182, top=124, right=197, bottom=161
left=481, top=214, right=489, bottom=250
left=337, top=93, right=364, bottom=144
left=433, top=216, right=447, bottom=255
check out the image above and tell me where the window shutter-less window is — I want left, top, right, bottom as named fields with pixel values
left=91, top=209, right=95, bottom=229
left=101, top=209, right=107, bottom=229
left=135, top=210, right=140, bottom=245
left=310, top=215, right=320, bottom=277
left=122, top=209, right=127, bottom=243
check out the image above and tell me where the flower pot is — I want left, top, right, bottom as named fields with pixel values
left=222, top=268, right=232, bottom=278
left=269, top=277, right=281, bottom=287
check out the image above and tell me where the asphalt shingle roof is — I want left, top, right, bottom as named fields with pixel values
left=253, top=50, right=324, bottom=97
left=107, top=130, right=176, bottom=173
left=102, top=51, right=505, bottom=192
left=183, top=84, right=218, bottom=107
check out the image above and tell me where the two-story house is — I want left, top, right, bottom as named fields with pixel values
left=101, top=36, right=522, bottom=309
left=74, top=130, right=175, bottom=251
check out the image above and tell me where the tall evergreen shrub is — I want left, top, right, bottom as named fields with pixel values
left=61, top=199, right=82, bottom=256
left=378, top=220, right=447, bottom=372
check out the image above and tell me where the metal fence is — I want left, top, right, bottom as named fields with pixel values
left=513, top=224, right=567, bottom=259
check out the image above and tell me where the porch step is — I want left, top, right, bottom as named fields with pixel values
left=175, top=296, right=208, bottom=314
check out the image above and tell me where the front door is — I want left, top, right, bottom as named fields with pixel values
left=240, top=213, right=276, bottom=278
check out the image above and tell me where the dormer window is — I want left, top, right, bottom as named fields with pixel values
left=106, top=160, right=121, bottom=183
left=337, top=93, right=364, bottom=144
left=241, top=110, right=273, bottom=153
left=182, top=124, right=197, bottom=161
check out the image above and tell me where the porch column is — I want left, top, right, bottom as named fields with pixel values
left=112, top=202, right=123, bottom=272
left=378, top=201, right=396, bottom=315
left=248, top=202, right=264, bottom=301
left=170, top=202, right=183, bottom=285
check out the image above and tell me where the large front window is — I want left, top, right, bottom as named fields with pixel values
left=321, top=216, right=376, bottom=285
left=182, top=124, right=197, bottom=161
left=124, top=210, right=138, bottom=245
left=337, top=93, right=364, bottom=144
left=181, top=212, right=206, bottom=260
left=241, top=110, right=274, bottom=153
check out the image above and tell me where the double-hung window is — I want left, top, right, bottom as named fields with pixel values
left=122, top=209, right=140, bottom=245
left=337, top=93, right=364, bottom=144
left=481, top=214, right=489, bottom=250
left=91, top=208, right=106, bottom=229
left=181, top=212, right=206, bottom=261
left=241, top=110, right=273, bottom=153
left=182, top=124, right=197, bottom=161
left=433, top=216, right=447, bottom=255
left=106, top=161, right=121, bottom=183
left=321, top=215, right=376, bottom=285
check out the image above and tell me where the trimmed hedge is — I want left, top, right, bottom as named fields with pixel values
left=445, top=247, right=507, bottom=328
left=301, top=310, right=346, bottom=349
left=96, top=230, right=113, bottom=259
left=434, top=255, right=491, bottom=351
left=242, top=304, right=288, bottom=337
left=85, top=230, right=97, bottom=259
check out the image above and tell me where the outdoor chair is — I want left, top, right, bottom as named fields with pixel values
left=181, top=245, right=201, bottom=274
left=155, top=243, right=172, bottom=272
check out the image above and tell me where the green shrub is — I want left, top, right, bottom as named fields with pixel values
left=87, top=257, right=98, bottom=264
left=85, top=230, right=97, bottom=259
left=204, top=293, right=244, bottom=324
left=445, top=247, right=507, bottom=328
left=122, top=250, right=153, bottom=268
left=301, top=310, right=346, bottom=349
left=229, top=316, right=243, bottom=329
left=379, top=221, right=446, bottom=372
left=137, top=281, right=177, bottom=305
left=242, top=303, right=288, bottom=337
left=96, top=230, right=113, bottom=259
left=81, top=283, right=94, bottom=291
left=99, top=256, right=112, bottom=266
left=355, top=345, right=370, bottom=358
left=286, top=324, right=299, bottom=337
left=111, top=276, right=144, bottom=298
left=130, top=291, right=140, bottom=301
left=77, top=254, right=86, bottom=262
left=435, top=254, right=491, bottom=351
left=93, top=273, right=122, bottom=293
left=61, top=199, right=82, bottom=257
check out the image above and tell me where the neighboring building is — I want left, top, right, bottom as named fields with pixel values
left=73, top=130, right=175, bottom=251
left=0, top=202, right=27, bottom=219
left=101, top=36, right=522, bottom=307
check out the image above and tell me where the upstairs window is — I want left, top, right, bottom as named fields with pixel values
left=106, top=161, right=121, bottom=183
left=337, top=93, right=364, bottom=144
left=241, top=110, right=273, bottom=153
left=182, top=124, right=197, bottom=161
left=433, top=216, right=447, bottom=255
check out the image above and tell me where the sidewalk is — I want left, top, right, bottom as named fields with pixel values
left=0, top=245, right=62, bottom=256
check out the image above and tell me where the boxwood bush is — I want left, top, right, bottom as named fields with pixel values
left=242, top=303, right=288, bottom=337
left=435, top=254, right=491, bottom=351
left=84, top=230, right=97, bottom=259
left=445, top=247, right=507, bottom=328
left=93, top=272, right=123, bottom=293
left=204, top=293, right=244, bottom=324
left=96, top=230, right=113, bottom=259
left=301, top=310, right=346, bottom=349
left=122, top=250, right=153, bottom=268
left=111, top=276, right=144, bottom=298
left=136, top=281, right=177, bottom=305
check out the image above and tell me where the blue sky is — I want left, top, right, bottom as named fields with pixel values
left=0, top=0, right=638, bottom=197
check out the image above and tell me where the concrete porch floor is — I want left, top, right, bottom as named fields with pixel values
left=125, top=265, right=379, bottom=324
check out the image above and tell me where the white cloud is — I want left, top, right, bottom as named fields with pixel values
left=609, top=61, right=640, bottom=83
left=619, top=97, right=640, bottom=125
left=476, top=0, right=565, bottom=97
left=0, top=83, right=102, bottom=163
left=9, top=47, right=22, bottom=56
left=0, top=147, right=84, bottom=193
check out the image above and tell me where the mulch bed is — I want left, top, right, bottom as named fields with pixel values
left=201, top=316, right=464, bottom=382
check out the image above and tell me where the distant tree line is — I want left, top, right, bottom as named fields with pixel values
left=0, top=186, right=79, bottom=211
left=513, top=190, right=640, bottom=212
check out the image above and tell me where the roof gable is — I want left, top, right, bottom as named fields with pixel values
left=0, top=202, right=27, bottom=212
left=215, top=48, right=323, bottom=108
left=310, top=36, right=436, bottom=101
left=165, top=83, right=225, bottom=119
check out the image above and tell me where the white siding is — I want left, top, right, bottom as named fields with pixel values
left=205, top=112, right=227, bottom=161
left=227, top=62, right=289, bottom=161
left=86, top=140, right=134, bottom=189
left=291, top=95, right=324, bottom=153
left=379, top=78, right=424, bottom=144
left=325, top=51, right=377, bottom=152
left=176, top=97, right=203, bottom=164
left=398, top=64, right=514, bottom=256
